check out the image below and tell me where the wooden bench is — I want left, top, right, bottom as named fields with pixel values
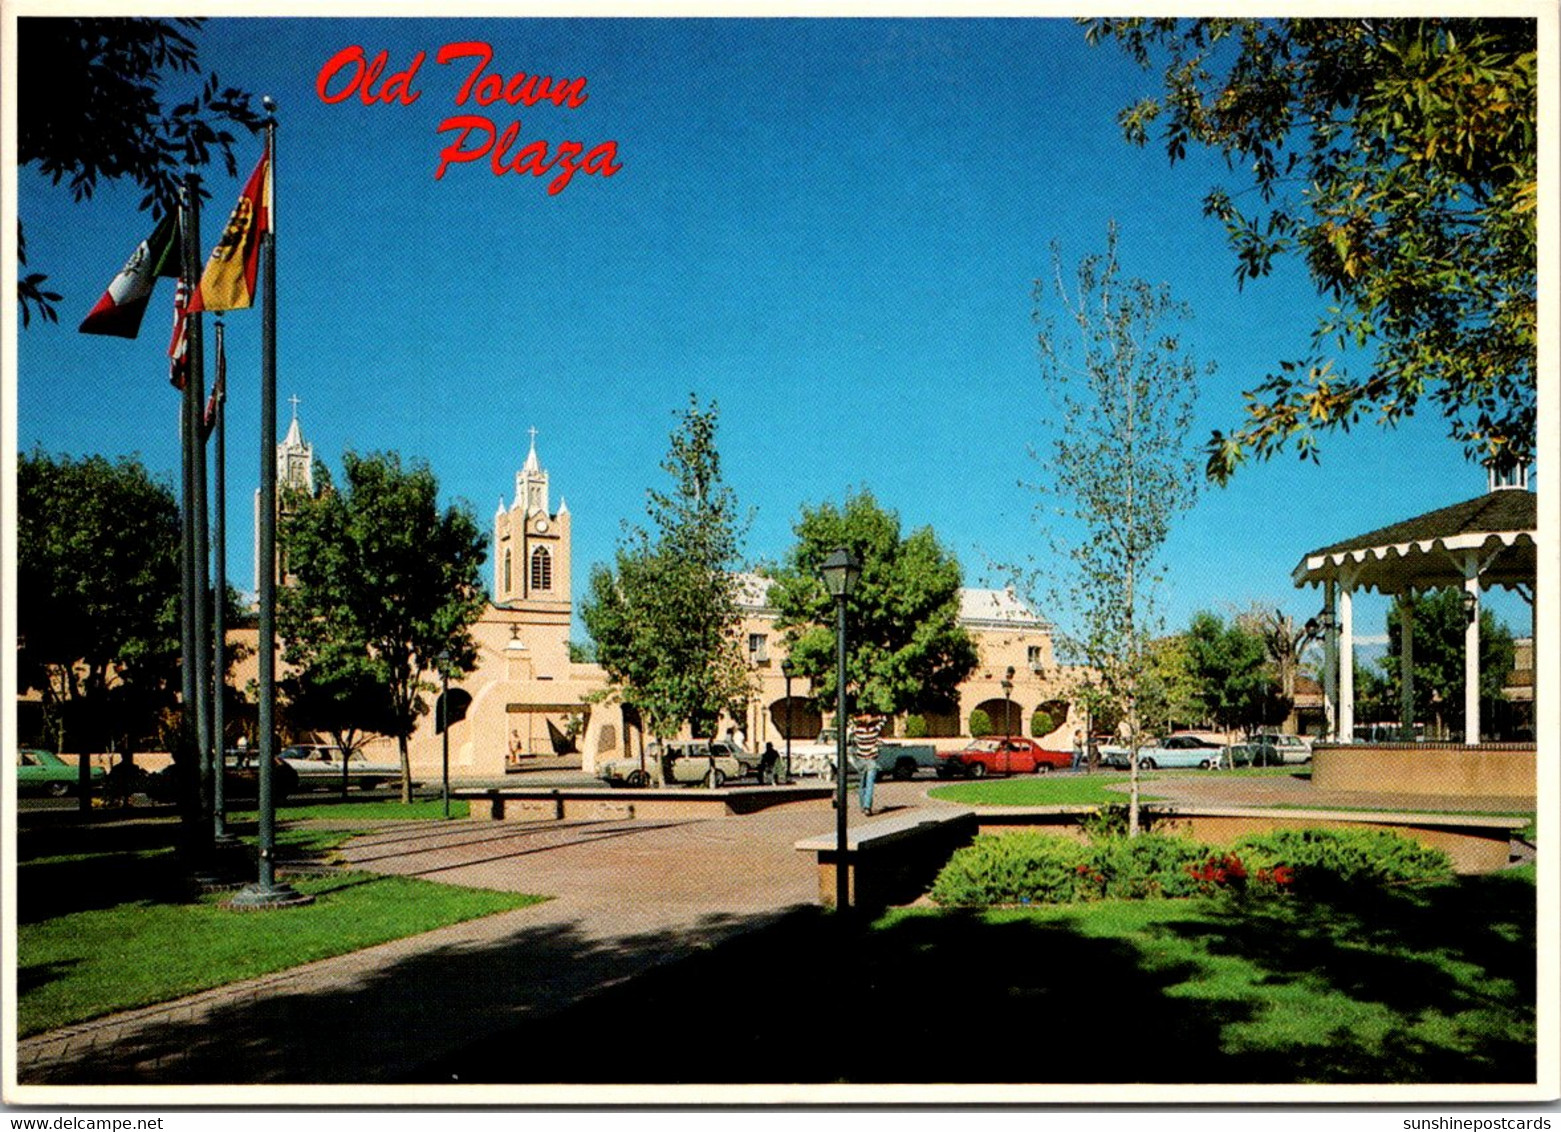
left=794, top=807, right=976, bottom=910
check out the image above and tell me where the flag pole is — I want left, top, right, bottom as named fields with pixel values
left=232, top=96, right=309, bottom=908
left=212, top=317, right=233, bottom=846
left=185, top=170, right=216, bottom=854
left=175, top=180, right=207, bottom=856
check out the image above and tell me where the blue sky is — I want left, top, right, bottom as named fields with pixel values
left=13, top=17, right=1536, bottom=649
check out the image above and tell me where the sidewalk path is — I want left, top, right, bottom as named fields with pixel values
left=16, top=781, right=939, bottom=1087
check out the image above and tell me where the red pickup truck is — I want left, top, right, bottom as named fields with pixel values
left=937, top=736, right=1072, bottom=778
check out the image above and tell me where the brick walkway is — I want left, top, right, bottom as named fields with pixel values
left=15, top=782, right=939, bottom=1088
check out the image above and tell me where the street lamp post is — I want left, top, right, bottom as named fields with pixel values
left=781, top=657, right=795, bottom=783
left=1005, top=662, right=1017, bottom=743
left=436, top=650, right=451, bottom=819
left=820, top=548, right=861, bottom=913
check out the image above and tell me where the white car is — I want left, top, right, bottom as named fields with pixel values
left=1101, top=735, right=1228, bottom=770
left=280, top=745, right=401, bottom=790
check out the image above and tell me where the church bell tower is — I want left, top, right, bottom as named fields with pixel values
left=493, top=429, right=572, bottom=621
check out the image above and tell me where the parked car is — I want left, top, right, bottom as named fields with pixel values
left=598, top=739, right=757, bottom=788
left=785, top=729, right=939, bottom=781
left=16, top=748, right=102, bottom=797
left=1101, top=735, right=1227, bottom=770
left=147, top=750, right=300, bottom=803
left=1244, top=733, right=1314, bottom=766
left=280, top=744, right=401, bottom=791
left=937, top=736, right=1072, bottom=779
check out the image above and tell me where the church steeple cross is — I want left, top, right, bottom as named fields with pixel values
left=289, top=394, right=301, bottom=424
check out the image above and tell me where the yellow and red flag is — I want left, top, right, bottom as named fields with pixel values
left=190, top=150, right=271, bottom=312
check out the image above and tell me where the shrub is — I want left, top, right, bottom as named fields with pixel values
left=968, top=709, right=994, bottom=738
left=928, top=826, right=1455, bottom=907
left=903, top=714, right=929, bottom=739
left=930, top=833, right=1093, bottom=906
left=1093, top=834, right=1209, bottom=899
left=1232, top=828, right=1454, bottom=895
left=1029, top=710, right=1054, bottom=738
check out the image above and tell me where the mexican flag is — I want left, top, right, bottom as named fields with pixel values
left=77, top=212, right=181, bottom=338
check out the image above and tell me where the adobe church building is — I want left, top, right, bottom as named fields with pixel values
left=278, top=425, right=1083, bottom=779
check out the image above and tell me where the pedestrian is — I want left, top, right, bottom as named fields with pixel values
left=760, top=742, right=780, bottom=785
left=1072, top=729, right=1085, bottom=771
left=850, top=713, right=884, bottom=815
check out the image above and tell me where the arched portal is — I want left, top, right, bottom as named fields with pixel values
left=768, top=696, right=821, bottom=740
left=971, top=697, right=1022, bottom=737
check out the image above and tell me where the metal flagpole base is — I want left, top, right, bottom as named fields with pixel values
left=226, top=881, right=315, bottom=910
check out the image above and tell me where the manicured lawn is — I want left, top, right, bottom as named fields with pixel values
left=16, top=820, right=540, bottom=1037
left=229, top=798, right=470, bottom=822
left=419, top=869, right=1536, bottom=1086
left=929, top=774, right=1161, bottom=807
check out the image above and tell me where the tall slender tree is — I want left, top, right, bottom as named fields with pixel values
left=1025, top=224, right=1206, bottom=834
left=582, top=397, right=752, bottom=751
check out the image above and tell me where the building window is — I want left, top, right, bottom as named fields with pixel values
left=503, top=549, right=512, bottom=593
left=748, top=633, right=769, bottom=662
left=531, top=546, right=552, bottom=592
left=1027, top=645, right=1044, bottom=671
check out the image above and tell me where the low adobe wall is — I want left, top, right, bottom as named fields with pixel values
left=457, top=783, right=833, bottom=821
left=1311, top=742, right=1535, bottom=801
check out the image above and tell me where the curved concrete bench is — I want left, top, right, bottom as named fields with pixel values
left=794, top=807, right=977, bottom=909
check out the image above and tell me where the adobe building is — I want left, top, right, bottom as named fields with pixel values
left=266, top=425, right=1082, bottom=778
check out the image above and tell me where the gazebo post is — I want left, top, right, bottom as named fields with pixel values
left=1322, top=580, right=1338, bottom=741
left=1338, top=577, right=1356, bottom=743
left=1399, top=591, right=1416, bottom=741
left=1464, top=561, right=1482, bottom=746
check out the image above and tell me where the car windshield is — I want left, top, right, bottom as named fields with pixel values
left=968, top=739, right=1001, bottom=752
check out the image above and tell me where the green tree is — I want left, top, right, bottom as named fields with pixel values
left=17, top=17, right=261, bottom=326
left=1237, top=605, right=1322, bottom=731
left=1380, top=588, right=1515, bottom=738
left=16, top=451, right=181, bottom=803
left=1025, top=225, right=1205, bottom=833
left=766, top=488, right=977, bottom=720
left=1139, top=634, right=1204, bottom=737
left=1087, top=18, right=1537, bottom=480
left=1184, top=611, right=1286, bottom=734
left=278, top=452, right=487, bottom=803
left=279, top=659, right=395, bottom=799
left=581, top=397, right=752, bottom=748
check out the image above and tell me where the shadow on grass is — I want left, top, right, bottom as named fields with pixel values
left=17, top=817, right=346, bottom=925
left=19, top=906, right=803, bottom=1087
left=418, top=876, right=1534, bottom=1086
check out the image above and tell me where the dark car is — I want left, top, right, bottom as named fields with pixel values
left=17, top=748, right=103, bottom=797
left=148, top=751, right=299, bottom=804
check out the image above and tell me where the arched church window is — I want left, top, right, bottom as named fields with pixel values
left=503, top=549, right=512, bottom=593
left=531, top=546, right=552, bottom=592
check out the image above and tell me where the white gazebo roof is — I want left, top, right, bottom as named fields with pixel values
left=1292, top=488, right=1537, bottom=595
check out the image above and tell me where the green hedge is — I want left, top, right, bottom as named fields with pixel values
left=1231, top=828, right=1454, bottom=896
left=904, top=714, right=929, bottom=739
left=968, top=709, right=994, bottom=738
left=929, top=827, right=1454, bottom=907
